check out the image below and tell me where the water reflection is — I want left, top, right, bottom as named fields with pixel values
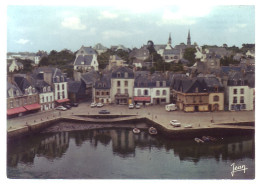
left=7, top=128, right=254, bottom=168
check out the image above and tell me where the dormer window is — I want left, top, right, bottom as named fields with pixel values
left=81, top=62, right=84, bottom=65
left=124, top=72, right=128, bottom=78
left=8, top=89, right=14, bottom=97
left=117, top=72, right=121, bottom=78
left=48, top=86, right=51, bottom=91
left=32, top=88, right=35, bottom=93
left=56, top=76, right=60, bottom=82
left=25, top=89, right=28, bottom=95
left=43, top=87, right=46, bottom=92
left=16, top=90, right=19, bottom=96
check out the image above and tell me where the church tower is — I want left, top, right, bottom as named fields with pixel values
left=187, top=30, right=191, bottom=46
left=168, top=33, right=172, bottom=45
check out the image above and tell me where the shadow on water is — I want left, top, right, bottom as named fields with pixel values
left=7, top=124, right=255, bottom=179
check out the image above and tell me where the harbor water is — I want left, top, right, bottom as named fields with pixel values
left=7, top=124, right=255, bottom=179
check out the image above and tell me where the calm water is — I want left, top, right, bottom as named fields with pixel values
left=7, top=126, right=255, bottom=179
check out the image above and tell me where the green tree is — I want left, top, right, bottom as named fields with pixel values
left=183, top=48, right=196, bottom=66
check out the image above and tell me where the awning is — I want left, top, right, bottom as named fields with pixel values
left=24, top=104, right=41, bottom=111
left=56, top=98, right=70, bottom=103
left=7, top=107, right=27, bottom=116
left=134, top=96, right=151, bottom=102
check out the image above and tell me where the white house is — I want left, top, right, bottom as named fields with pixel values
left=110, top=66, right=135, bottom=105
left=226, top=72, right=254, bottom=111
left=8, top=59, right=24, bottom=72
left=73, top=45, right=99, bottom=71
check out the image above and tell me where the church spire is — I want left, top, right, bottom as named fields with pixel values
left=168, top=32, right=172, bottom=45
left=187, top=29, right=191, bottom=46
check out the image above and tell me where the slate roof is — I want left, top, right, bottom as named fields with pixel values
left=13, top=75, right=32, bottom=93
left=68, top=81, right=85, bottom=93
left=221, top=66, right=241, bottom=75
left=32, top=67, right=67, bottom=83
left=81, top=70, right=100, bottom=85
left=74, top=55, right=93, bottom=66
left=163, top=48, right=180, bottom=55
left=81, top=46, right=97, bottom=55
left=94, top=74, right=111, bottom=89
left=7, top=82, right=23, bottom=98
left=111, top=66, right=134, bottom=78
left=33, top=80, right=52, bottom=93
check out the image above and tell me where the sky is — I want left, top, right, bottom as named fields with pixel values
left=6, top=3, right=256, bottom=53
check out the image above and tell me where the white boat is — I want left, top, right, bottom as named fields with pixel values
left=133, top=128, right=141, bottom=134
left=170, top=120, right=181, bottom=127
left=194, top=138, right=204, bottom=143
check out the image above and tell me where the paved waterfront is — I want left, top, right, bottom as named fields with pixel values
left=7, top=102, right=255, bottom=132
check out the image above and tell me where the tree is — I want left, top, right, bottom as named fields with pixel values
left=39, top=56, right=49, bottom=66
left=16, top=58, right=34, bottom=73
left=183, top=48, right=196, bottom=66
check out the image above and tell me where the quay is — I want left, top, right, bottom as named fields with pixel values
left=7, top=103, right=255, bottom=141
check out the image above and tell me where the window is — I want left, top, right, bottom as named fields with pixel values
left=106, top=92, right=109, bottom=95
left=241, top=104, right=246, bottom=110
left=48, top=86, right=51, bottom=92
left=50, top=96, right=52, bottom=102
left=144, top=90, right=148, bottom=96
left=125, top=89, right=128, bottom=94
left=163, top=81, right=166, bottom=87
left=43, top=87, right=46, bottom=92
left=46, top=96, right=48, bottom=102
left=57, top=85, right=60, bottom=91
left=117, top=72, right=121, bottom=78
left=117, top=89, right=121, bottom=94
left=240, top=96, right=244, bottom=103
left=156, top=90, right=160, bottom=96
left=16, top=99, right=19, bottom=107
left=24, top=98, right=27, bottom=104
left=10, top=100, right=13, bottom=108
left=214, top=87, right=218, bottom=92
left=233, top=97, right=237, bottom=104
left=117, top=81, right=121, bottom=87
left=231, top=104, right=235, bottom=110
left=195, top=87, right=199, bottom=93
left=240, top=88, right=244, bottom=94
left=42, top=96, right=44, bottom=103
left=16, top=90, right=19, bottom=96
left=62, top=91, right=65, bottom=99
left=163, top=90, right=167, bottom=95
left=124, top=81, right=128, bottom=87
left=101, top=92, right=104, bottom=95
left=62, top=84, right=64, bottom=90
left=156, top=81, right=160, bottom=87
left=34, top=96, right=37, bottom=103
left=124, top=72, right=128, bottom=78
left=233, top=89, right=237, bottom=94
left=138, top=89, right=141, bottom=96
left=213, top=95, right=219, bottom=102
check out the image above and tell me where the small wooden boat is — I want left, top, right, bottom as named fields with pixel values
left=202, top=136, right=210, bottom=142
left=148, top=127, right=157, bottom=135
left=194, top=137, right=204, bottom=143
left=133, top=127, right=141, bottom=134
left=207, top=136, right=217, bottom=141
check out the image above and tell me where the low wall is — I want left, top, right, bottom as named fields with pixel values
left=7, top=115, right=255, bottom=141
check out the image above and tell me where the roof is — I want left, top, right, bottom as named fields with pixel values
left=13, top=75, right=32, bottom=93
left=221, top=66, right=241, bottom=74
left=68, top=81, right=85, bottom=93
left=93, top=43, right=108, bottom=50
left=111, top=66, right=134, bottom=78
left=163, top=48, right=180, bottom=55
left=74, top=55, right=93, bottom=66
left=81, top=70, right=100, bottom=84
left=94, top=74, right=111, bottom=89
left=7, top=82, right=23, bottom=98
left=78, top=46, right=97, bottom=55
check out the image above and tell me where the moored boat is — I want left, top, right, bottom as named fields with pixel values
left=133, top=128, right=141, bottom=134
left=202, top=136, right=210, bottom=142
left=184, top=124, right=193, bottom=128
left=207, top=136, right=217, bottom=141
left=148, top=127, right=157, bottom=135
left=194, top=137, right=204, bottom=143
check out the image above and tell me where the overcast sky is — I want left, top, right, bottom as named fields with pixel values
left=7, top=4, right=255, bottom=52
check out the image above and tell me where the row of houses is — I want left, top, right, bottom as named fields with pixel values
left=7, top=67, right=69, bottom=118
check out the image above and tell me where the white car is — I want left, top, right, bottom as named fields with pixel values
left=129, top=104, right=134, bottom=109
left=90, top=103, right=97, bottom=108
left=97, top=103, right=104, bottom=107
left=170, top=120, right=181, bottom=127
left=135, top=104, right=141, bottom=109
left=55, top=106, right=67, bottom=111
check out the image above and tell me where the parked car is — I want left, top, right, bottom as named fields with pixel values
left=99, top=109, right=110, bottom=114
left=129, top=104, right=134, bottom=109
left=70, top=103, right=79, bottom=107
left=90, top=102, right=97, bottom=108
left=135, top=104, right=141, bottom=109
left=63, top=104, right=71, bottom=109
left=55, top=106, right=67, bottom=111
left=97, top=103, right=104, bottom=107
left=170, top=120, right=181, bottom=127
